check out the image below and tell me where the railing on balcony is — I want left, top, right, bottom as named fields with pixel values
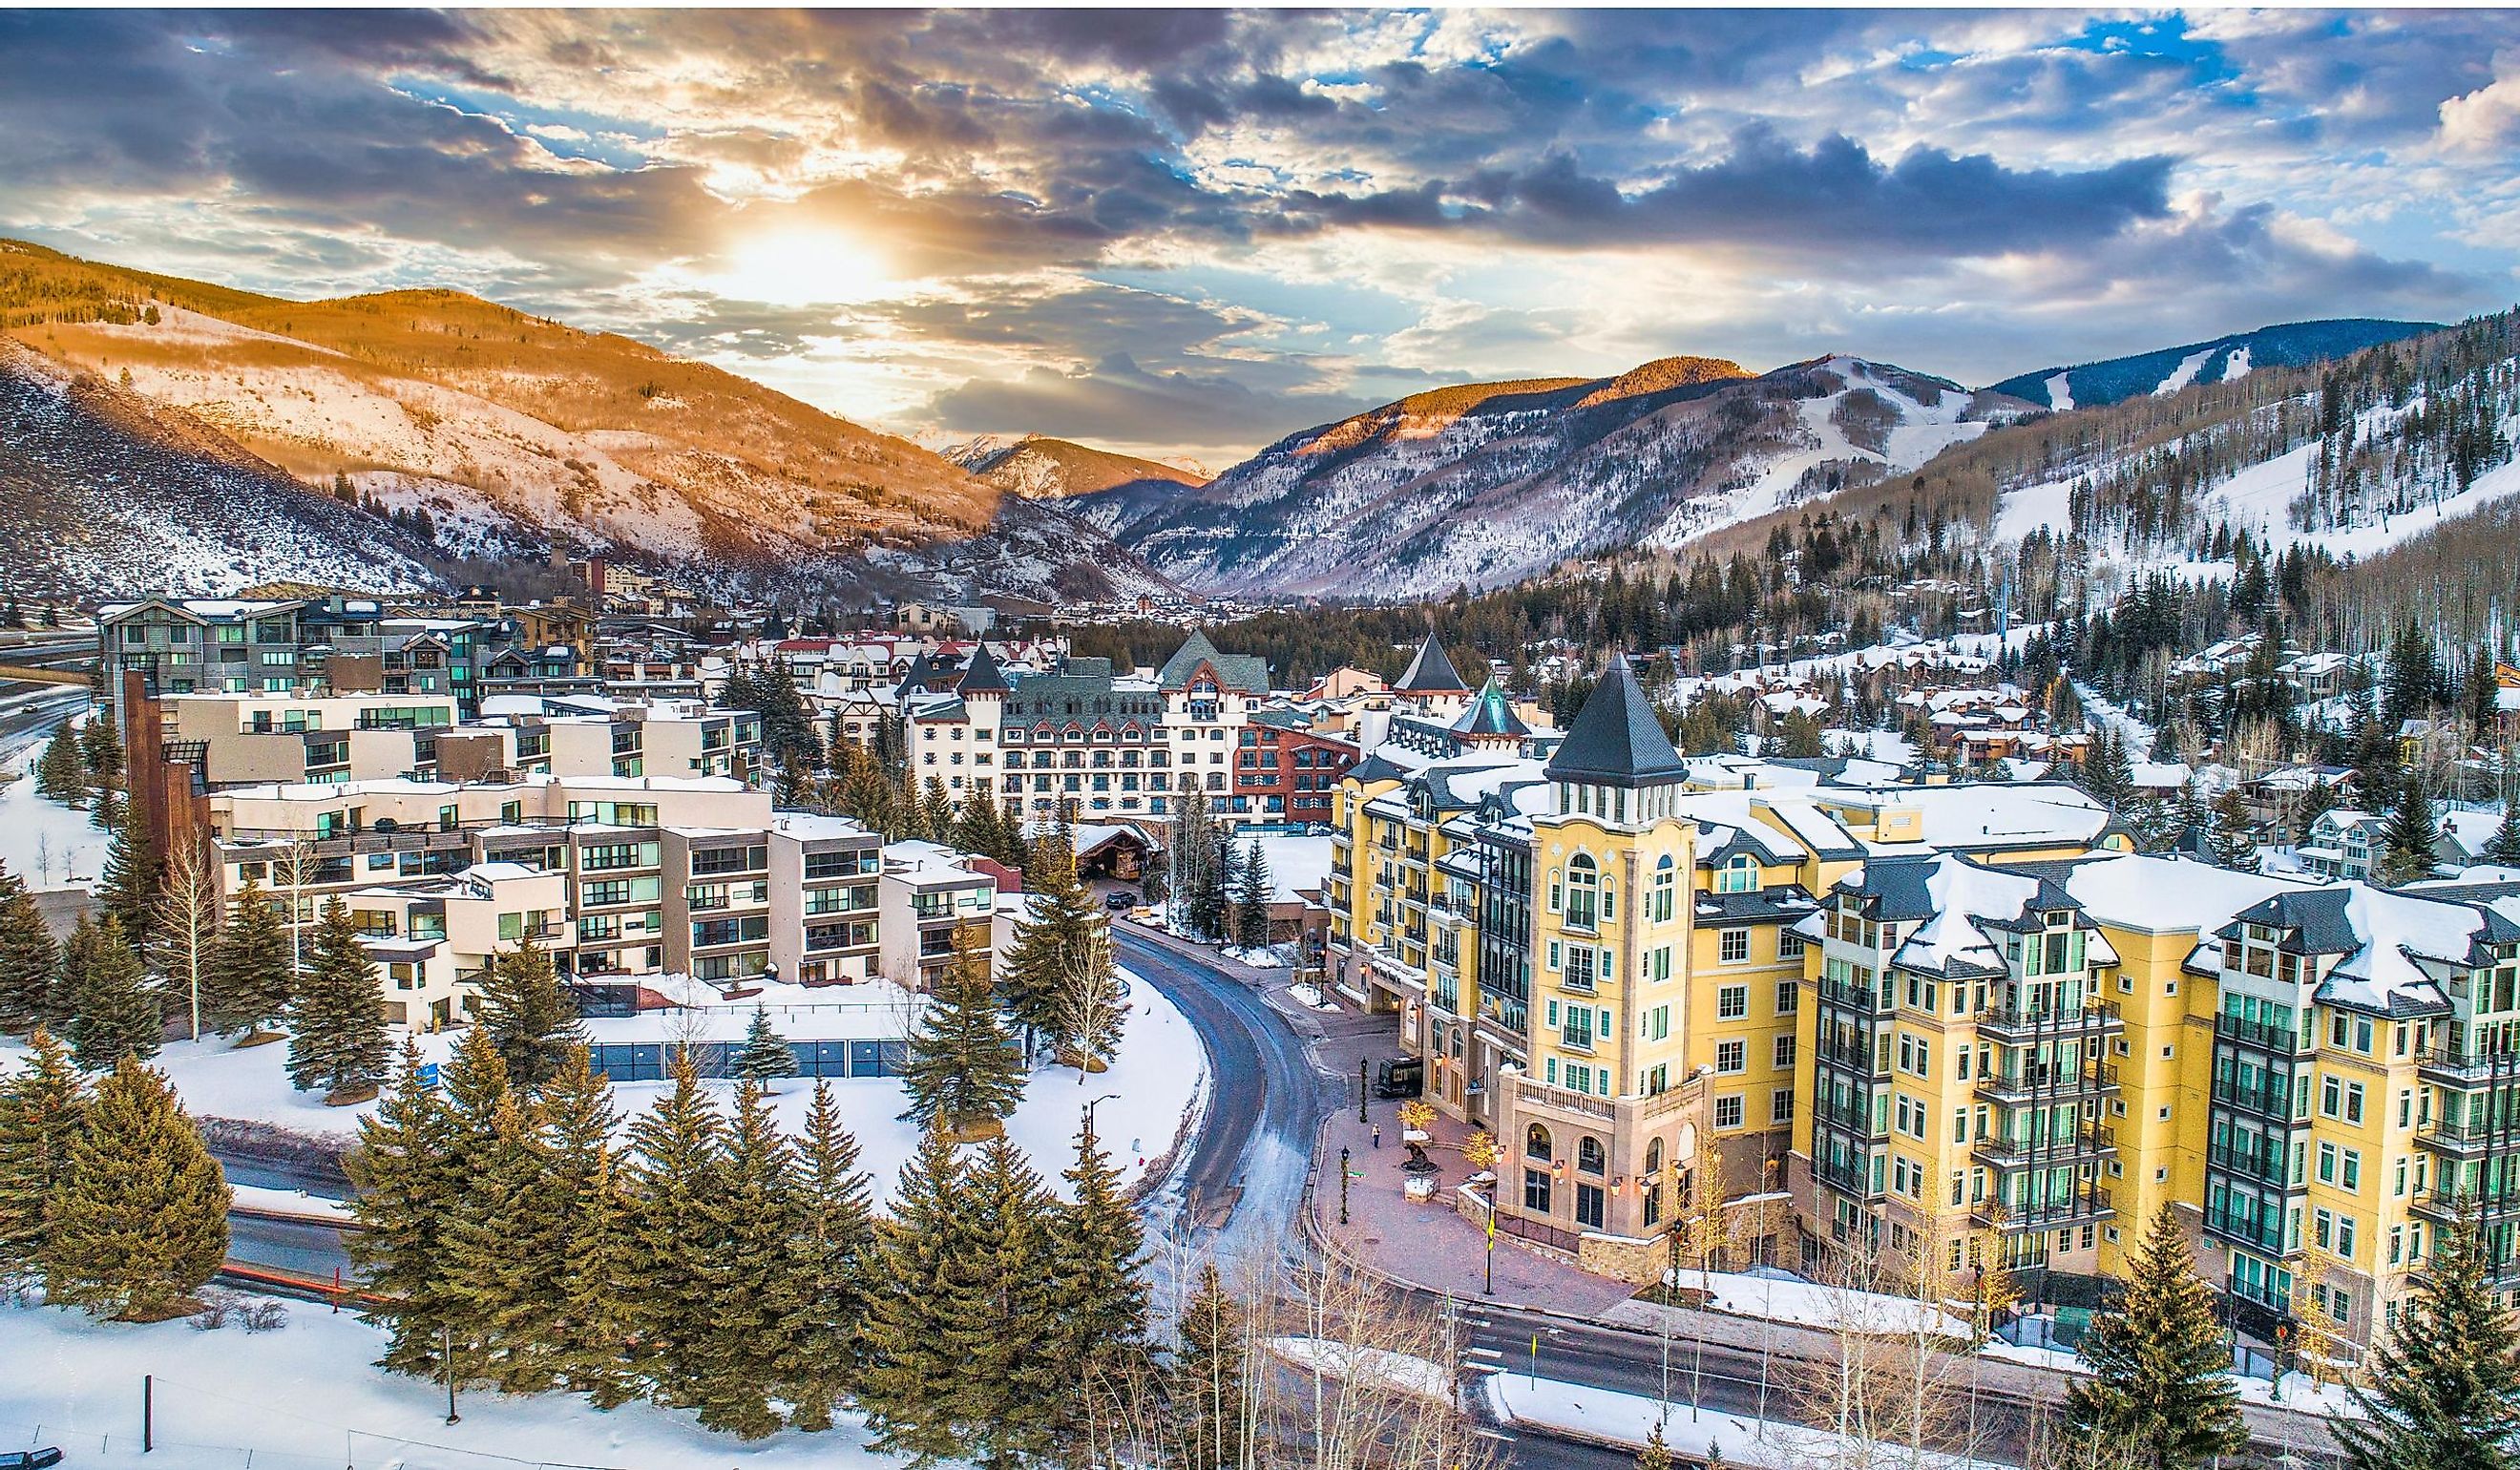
left=1975, top=1124, right=2117, bottom=1171
left=1979, top=1061, right=2119, bottom=1101
left=2211, top=1077, right=2299, bottom=1122
left=2419, top=1044, right=2520, bottom=1084
left=1515, top=1077, right=1618, bottom=1123
left=2417, top=1117, right=2520, bottom=1151
left=1983, top=1184, right=2112, bottom=1229
left=2202, top=1202, right=2290, bottom=1254
left=2205, top=1139, right=2298, bottom=1189
left=1978, top=998, right=2123, bottom=1036
left=2214, top=1012, right=2311, bottom=1052
left=1813, top=1152, right=1883, bottom=1201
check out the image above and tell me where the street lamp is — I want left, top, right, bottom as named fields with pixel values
left=1083, top=1091, right=1121, bottom=1146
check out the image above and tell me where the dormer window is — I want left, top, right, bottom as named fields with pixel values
left=1717, top=854, right=1758, bottom=895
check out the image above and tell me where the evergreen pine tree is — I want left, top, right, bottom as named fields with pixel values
left=781, top=1082, right=874, bottom=1431
left=898, top=924, right=1024, bottom=1138
left=2336, top=1208, right=2520, bottom=1470
left=286, top=896, right=390, bottom=1101
left=619, top=1050, right=729, bottom=1412
left=695, top=1080, right=803, bottom=1438
left=346, top=1040, right=466, bottom=1376
left=1000, top=835, right=1102, bottom=1058
left=2209, top=786, right=2260, bottom=871
left=0, top=863, right=60, bottom=1033
left=733, top=1004, right=797, bottom=1085
left=2487, top=793, right=2520, bottom=869
left=860, top=1128, right=976, bottom=1464
left=34, top=718, right=86, bottom=806
left=1637, top=1422, right=1676, bottom=1470
left=443, top=1084, right=551, bottom=1391
left=2067, top=1202, right=2245, bottom=1468
left=1173, top=1261, right=1250, bottom=1470
left=206, top=877, right=292, bottom=1036
left=534, top=1045, right=633, bottom=1405
left=2380, top=780, right=2446, bottom=887
left=96, top=803, right=162, bottom=952
left=477, top=934, right=583, bottom=1090
left=81, top=707, right=123, bottom=816
left=2081, top=728, right=2134, bottom=808
left=59, top=912, right=160, bottom=1067
left=953, top=1136, right=1065, bottom=1465
left=2384, top=618, right=2446, bottom=733
left=1234, top=840, right=1273, bottom=951
left=1052, top=1113, right=1150, bottom=1449
left=0, top=1028, right=87, bottom=1287
left=43, top=1056, right=228, bottom=1320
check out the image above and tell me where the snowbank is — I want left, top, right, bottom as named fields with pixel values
left=1269, top=1337, right=1454, bottom=1400
left=1482, top=1373, right=2017, bottom=1468
left=1674, top=1268, right=1970, bottom=1337
left=0, top=722, right=115, bottom=892
left=1, top=1297, right=895, bottom=1468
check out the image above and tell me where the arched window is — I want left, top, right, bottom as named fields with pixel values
left=1719, top=853, right=1759, bottom=895
left=1643, top=1138, right=1667, bottom=1227
left=1578, top=1136, right=1607, bottom=1175
left=1564, top=853, right=1599, bottom=931
left=1644, top=1138, right=1664, bottom=1176
left=1651, top=854, right=1677, bottom=922
left=1525, top=1124, right=1553, bottom=1162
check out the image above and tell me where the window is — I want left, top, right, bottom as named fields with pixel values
left=1772, top=1088, right=1796, bottom=1124
left=1716, top=1040, right=1746, bottom=1073
left=1717, top=854, right=1758, bottom=894
left=1575, top=1182, right=1606, bottom=1229
left=1717, top=984, right=1749, bottom=1018
left=1564, top=853, right=1600, bottom=930
left=1713, top=1095, right=1744, bottom=1128
left=1774, top=1035, right=1797, bottom=1069
left=1777, top=928, right=1806, bottom=959
left=1775, top=980, right=1800, bottom=1015
left=1525, top=1124, right=1552, bottom=1162
left=1719, top=929, right=1751, bottom=964
left=1651, top=855, right=1676, bottom=922
left=1523, top=1168, right=1551, bottom=1213
left=1578, top=1137, right=1606, bottom=1175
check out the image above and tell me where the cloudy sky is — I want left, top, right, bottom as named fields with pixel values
left=3, top=8, right=2516, bottom=466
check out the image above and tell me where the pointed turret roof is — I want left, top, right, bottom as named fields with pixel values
left=957, top=640, right=1010, bottom=695
left=1450, top=678, right=1530, bottom=741
left=1544, top=656, right=1687, bottom=788
left=1395, top=633, right=1471, bottom=693
left=894, top=651, right=937, bottom=701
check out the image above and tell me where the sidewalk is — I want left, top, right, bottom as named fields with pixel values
left=1309, top=1041, right=1639, bottom=1317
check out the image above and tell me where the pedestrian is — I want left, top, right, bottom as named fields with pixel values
left=1372, top=1123, right=1381, bottom=1149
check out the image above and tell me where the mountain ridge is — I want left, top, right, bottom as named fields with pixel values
left=0, top=239, right=1171, bottom=604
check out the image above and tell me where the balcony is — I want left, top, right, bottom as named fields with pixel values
left=2202, top=1202, right=2291, bottom=1255
left=1813, top=1152, right=1885, bottom=1203
left=1978, top=1184, right=2112, bottom=1231
left=2417, top=1117, right=2520, bottom=1157
left=1811, top=1094, right=1881, bottom=1136
left=1978, top=1060, right=2119, bottom=1102
left=2419, top=1044, right=2520, bottom=1087
left=2414, top=1188, right=2520, bottom=1227
left=2210, top=1078, right=2299, bottom=1124
left=1974, top=1124, right=2117, bottom=1172
left=1976, top=998, right=2122, bottom=1042
left=2205, top=1139, right=2298, bottom=1190
left=2213, top=1012, right=2310, bottom=1053
left=1514, top=1077, right=1617, bottom=1123
left=1816, top=976, right=1881, bottom=1012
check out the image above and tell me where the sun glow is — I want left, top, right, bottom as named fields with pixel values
left=712, top=228, right=893, bottom=306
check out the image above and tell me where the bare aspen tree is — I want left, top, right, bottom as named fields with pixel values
left=154, top=840, right=220, bottom=1040
left=1056, top=926, right=1126, bottom=1082
left=1270, top=1253, right=1499, bottom=1470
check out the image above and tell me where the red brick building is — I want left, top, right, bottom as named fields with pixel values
left=1235, top=715, right=1358, bottom=823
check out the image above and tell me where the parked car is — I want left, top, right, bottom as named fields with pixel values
left=1, top=1448, right=65, bottom=1468
left=1104, top=891, right=1138, bottom=911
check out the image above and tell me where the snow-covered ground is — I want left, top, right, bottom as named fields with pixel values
left=1670, top=1268, right=1969, bottom=1337
left=0, top=969, right=1208, bottom=1208
left=2, top=1298, right=896, bottom=1469
left=0, top=718, right=113, bottom=892
left=1481, top=1373, right=2017, bottom=1468
left=1268, top=1338, right=1453, bottom=1400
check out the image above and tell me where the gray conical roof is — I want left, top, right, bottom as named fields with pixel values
left=1396, top=633, right=1470, bottom=693
left=957, top=640, right=1010, bottom=694
left=1451, top=678, right=1530, bottom=739
left=1543, top=656, right=1686, bottom=788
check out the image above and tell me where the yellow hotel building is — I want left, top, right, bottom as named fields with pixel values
left=1333, top=645, right=2520, bottom=1368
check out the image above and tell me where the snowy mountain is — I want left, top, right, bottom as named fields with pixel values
left=0, top=337, right=445, bottom=599
left=1104, top=354, right=2029, bottom=598
left=1985, top=320, right=2439, bottom=412
left=1957, top=313, right=2520, bottom=584
left=956, top=434, right=1208, bottom=537
left=0, top=240, right=1170, bottom=604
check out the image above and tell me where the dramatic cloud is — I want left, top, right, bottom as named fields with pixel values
left=0, top=7, right=2510, bottom=464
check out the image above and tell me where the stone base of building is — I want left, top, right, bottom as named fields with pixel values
left=1577, top=1230, right=1668, bottom=1284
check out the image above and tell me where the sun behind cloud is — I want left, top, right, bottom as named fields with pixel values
left=710, top=227, right=894, bottom=307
